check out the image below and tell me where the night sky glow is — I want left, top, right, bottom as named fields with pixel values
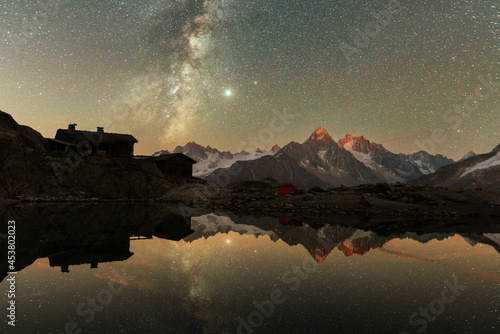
left=1, top=0, right=500, bottom=159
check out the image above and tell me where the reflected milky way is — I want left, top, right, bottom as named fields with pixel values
left=1, top=205, right=499, bottom=333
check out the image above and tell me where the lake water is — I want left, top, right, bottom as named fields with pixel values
left=1, top=205, right=499, bottom=334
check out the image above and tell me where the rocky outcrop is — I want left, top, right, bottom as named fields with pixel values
left=0, top=111, right=51, bottom=199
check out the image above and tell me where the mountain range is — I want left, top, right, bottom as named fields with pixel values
left=162, top=127, right=485, bottom=190
left=161, top=127, right=500, bottom=191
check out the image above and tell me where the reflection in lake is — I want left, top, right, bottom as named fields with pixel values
left=0, top=204, right=499, bottom=334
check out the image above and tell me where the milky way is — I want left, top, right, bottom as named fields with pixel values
left=1, top=0, right=499, bottom=158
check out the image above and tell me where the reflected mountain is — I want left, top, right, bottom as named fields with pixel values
left=187, top=213, right=500, bottom=262
left=1, top=203, right=500, bottom=283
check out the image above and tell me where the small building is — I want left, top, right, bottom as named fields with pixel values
left=48, top=238, right=133, bottom=273
left=153, top=153, right=196, bottom=178
left=47, top=124, right=138, bottom=157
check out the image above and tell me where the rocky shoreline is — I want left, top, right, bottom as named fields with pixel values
left=3, top=178, right=500, bottom=225
left=203, top=181, right=500, bottom=230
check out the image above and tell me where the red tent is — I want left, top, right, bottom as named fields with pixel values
left=278, top=217, right=294, bottom=226
left=277, top=185, right=296, bottom=196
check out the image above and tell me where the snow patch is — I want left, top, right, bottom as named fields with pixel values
left=350, top=151, right=376, bottom=170
left=193, top=150, right=275, bottom=178
left=484, top=233, right=500, bottom=246
left=411, top=159, right=435, bottom=175
left=318, top=150, right=327, bottom=162
left=460, top=152, right=500, bottom=178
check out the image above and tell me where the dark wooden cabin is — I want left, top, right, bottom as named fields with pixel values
left=153, top=153, right=196, bottom=178
left=48, top=238, right=133, bottom=273
left=48, top=124, right=138, bottom=157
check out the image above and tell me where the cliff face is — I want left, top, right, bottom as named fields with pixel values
left=0, top=110, right=179, bottom=200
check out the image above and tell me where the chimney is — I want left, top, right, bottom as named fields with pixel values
left=68, top=124, right=77, bottom=133
left=97, top=127, right=104, bottom=134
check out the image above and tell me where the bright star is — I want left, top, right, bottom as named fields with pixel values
left=225, top=89, right=232, bottom=97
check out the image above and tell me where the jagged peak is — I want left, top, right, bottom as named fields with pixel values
left=458, top=150, right=477, bottom=162
left=183, top=141, right=203, bottom=148
left=343, top=133, right=368, bottom=141
left=339, top=134, right=369, bottom=143
left=271, top=144, right=281, bottom=153
left=338, top=134, right=384, bottom=153
left=307, top=248, right=331, bottom=263
left=306, top=126, right=335, bottom=144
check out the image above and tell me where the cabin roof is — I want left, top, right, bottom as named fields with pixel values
left=153, top=153, right=197, bottom=164
left=56, top=129, right=138, bottom=144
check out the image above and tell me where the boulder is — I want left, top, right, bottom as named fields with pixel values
left=360, top=194, right=374, bottom=207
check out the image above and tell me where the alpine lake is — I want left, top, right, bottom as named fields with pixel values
left=1, top=203, right=499, bottom=334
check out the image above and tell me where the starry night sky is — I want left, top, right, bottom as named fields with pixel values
left=1, top=0, right=499, bottom=159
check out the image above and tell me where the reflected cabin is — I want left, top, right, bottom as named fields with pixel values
left=47, top=124, right=138, bottom=157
